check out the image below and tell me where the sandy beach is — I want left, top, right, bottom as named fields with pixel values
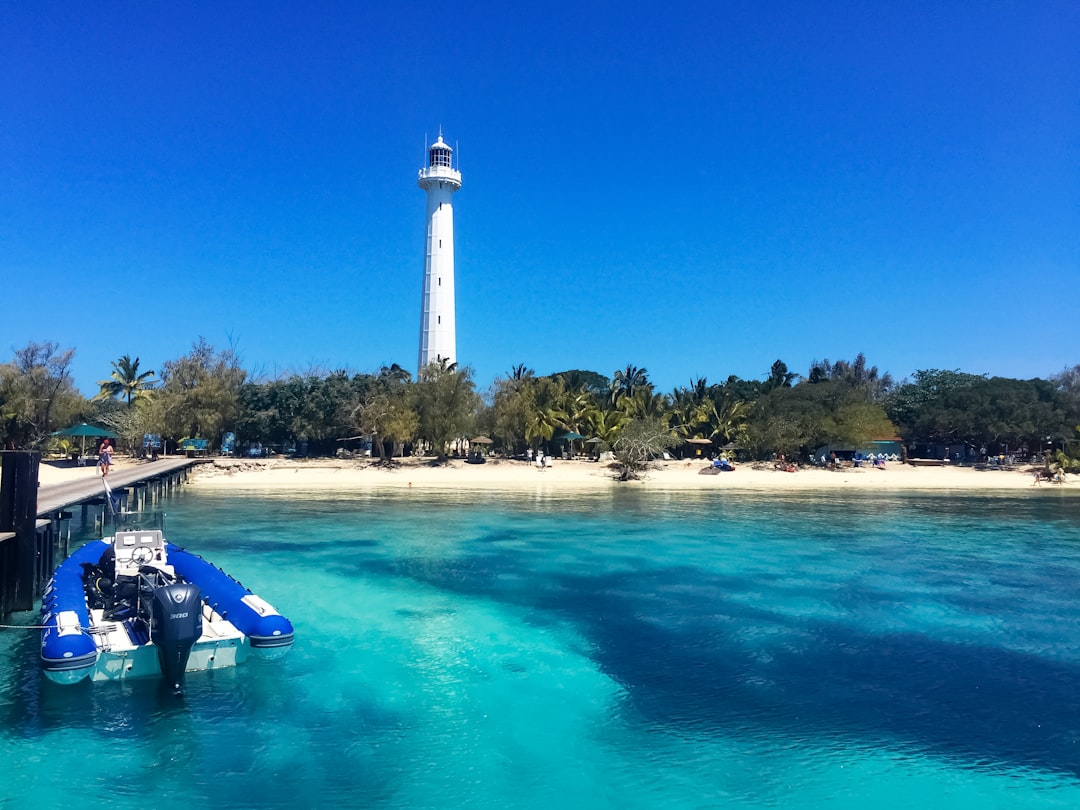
left=33, top=454, right=1069, bottom=494
left=35, top=453, right=1073, bottom=494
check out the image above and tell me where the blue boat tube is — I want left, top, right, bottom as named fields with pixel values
left=40, top=540, right=109, bottom=684
left=166, top=544, right=295, bottom=658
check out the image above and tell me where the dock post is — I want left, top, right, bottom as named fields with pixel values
left=55, top=511, right=72, bottom=558
left=0, top=451, right=41, bottom=615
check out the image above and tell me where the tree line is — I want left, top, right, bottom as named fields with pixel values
left=2, top=339, right=1078, bottom=476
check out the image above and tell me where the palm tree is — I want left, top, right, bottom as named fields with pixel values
left=764, top=359, right=797, bottom=392
left=610, top=365, right=650, bottom=407
left=524, top=377, right=568, bottom=451
left=670, top=377, right=711, bottom=438
left=622, top=389, right=671, bottom=421
left=94, top=355, right=156, bottom=406
left=506, top=363, right=535, bottom=394
left=509, top=363, right=534, bottom=382
left=585, top=407, right=625, bottom=447
left=706, top=396, right=750, bottom=444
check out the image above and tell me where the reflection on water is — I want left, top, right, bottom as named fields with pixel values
left=2, top=489, right=1080, bottom=808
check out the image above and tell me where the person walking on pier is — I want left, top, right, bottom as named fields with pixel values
left=98, top=439, right=113, bottom=477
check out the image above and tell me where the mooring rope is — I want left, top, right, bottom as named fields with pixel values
left=0, top=623, right=52, bottom=630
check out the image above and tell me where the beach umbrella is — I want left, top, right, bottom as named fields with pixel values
left=470, top=436, right=494, bottom=444
left=52, top=423, right=118, bottom=456
left=555, top=431, right=586, bottom=456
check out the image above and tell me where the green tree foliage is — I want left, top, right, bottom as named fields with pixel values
left=899, top=376, right=1069, bottom=450
left=507, top=364, right=534, bottom=385
left=669, top=378, right=749, bottom=451
left=551, top=369, right=609, bottom=397
left=238, top=372, right=375, bottom=454
left=746, top=381, right=895, bottom=458
left=705, top=396, right=750, bottom=446
left=610, top=365, right=651, bottom=407
left=489, top=372, right=534, bottom=454
left=524, top=376, right=569, bottom=451
left=414, top=360, right=481, bottom=458
left=763, top=360, right=797, bottom=392
left=718, top=374, right=763, bottom=403
left=353, top=365, right=417, bottom=459
left=885, top=369, right=986, bottom=431
left=94, top=355, right=156, bottom=406
left=583, top=406, right=625, bottom=449
left=100, top=400, right=159, bottom=458
left=611, top=416, right=679, bottom=480
left=0, top=341, right=86, bottom=448
left=622, top=389, right=670, bottom=420
left=807, top=353, right=893, bottom=401
left=157, top=339, right=246, bottom=444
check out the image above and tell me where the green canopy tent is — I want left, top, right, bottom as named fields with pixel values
left=555, top=431, right=586, bottom=458
left=52, top=423, right=118, bottom=457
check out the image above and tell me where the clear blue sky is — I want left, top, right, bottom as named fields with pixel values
left=3, top=1, right=1077, bottom=396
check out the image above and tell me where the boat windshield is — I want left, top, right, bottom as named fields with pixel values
left=110, top=510, right=167, bottom=536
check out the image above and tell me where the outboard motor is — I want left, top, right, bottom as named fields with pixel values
left=150, top=583, right=203, bottom=695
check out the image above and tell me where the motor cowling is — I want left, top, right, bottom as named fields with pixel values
left=150, top=583, right=203, bottom=695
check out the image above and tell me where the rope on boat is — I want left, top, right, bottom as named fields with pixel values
left=0, top=623, right=56, bottom=630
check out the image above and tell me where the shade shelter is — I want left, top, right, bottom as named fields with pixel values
left=555, top=431, right=586, bottom=459
left=682, top=437, right=712, bottom=458
left=468, top=436, right=494, bottom=459
left=52, top=423, right=118, bottom=457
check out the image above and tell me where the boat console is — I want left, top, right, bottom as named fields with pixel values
left=113, top=529, right=171, bottom=577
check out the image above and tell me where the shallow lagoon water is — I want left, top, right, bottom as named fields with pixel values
left=2, top=488, right=1079, bottom=808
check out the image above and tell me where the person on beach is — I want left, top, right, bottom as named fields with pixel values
left=98, top=439, right=113, bottom=477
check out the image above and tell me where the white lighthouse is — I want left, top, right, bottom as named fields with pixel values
left=417, top=134, right=462, bottom=374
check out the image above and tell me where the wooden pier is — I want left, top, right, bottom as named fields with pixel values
left=0, top=452, right=199, bottom=616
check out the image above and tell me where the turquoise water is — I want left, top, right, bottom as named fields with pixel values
left=3, top=488, right=1080, bottom=809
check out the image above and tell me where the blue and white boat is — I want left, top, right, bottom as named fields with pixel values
left=39, top=511, right=294, bottom=694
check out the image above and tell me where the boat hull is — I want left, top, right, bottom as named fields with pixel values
left=40, top=538, right=292, bottom=687
left=89, top=635, right=248, bottom=683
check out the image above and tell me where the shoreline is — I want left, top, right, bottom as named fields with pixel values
left=36, top=455, right=1074, bottom=495
left=185, top=456, right=1073, bottom=494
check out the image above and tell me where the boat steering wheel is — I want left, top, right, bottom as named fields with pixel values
left=132, top=546, right=155, bottom=565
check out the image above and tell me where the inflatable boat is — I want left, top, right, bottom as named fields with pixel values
left=40, top=514, right=293, bottom=694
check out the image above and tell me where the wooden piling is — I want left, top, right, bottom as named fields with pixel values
left=0, top=451, right=41, bottom=614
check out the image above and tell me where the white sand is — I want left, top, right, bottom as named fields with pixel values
left=35, top=454, right=1071, bottom=494
left=166, top=456, right=1074, bottom=494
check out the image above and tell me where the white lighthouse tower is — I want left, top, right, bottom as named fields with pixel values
left=417, top=133, right=462, bottom=374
